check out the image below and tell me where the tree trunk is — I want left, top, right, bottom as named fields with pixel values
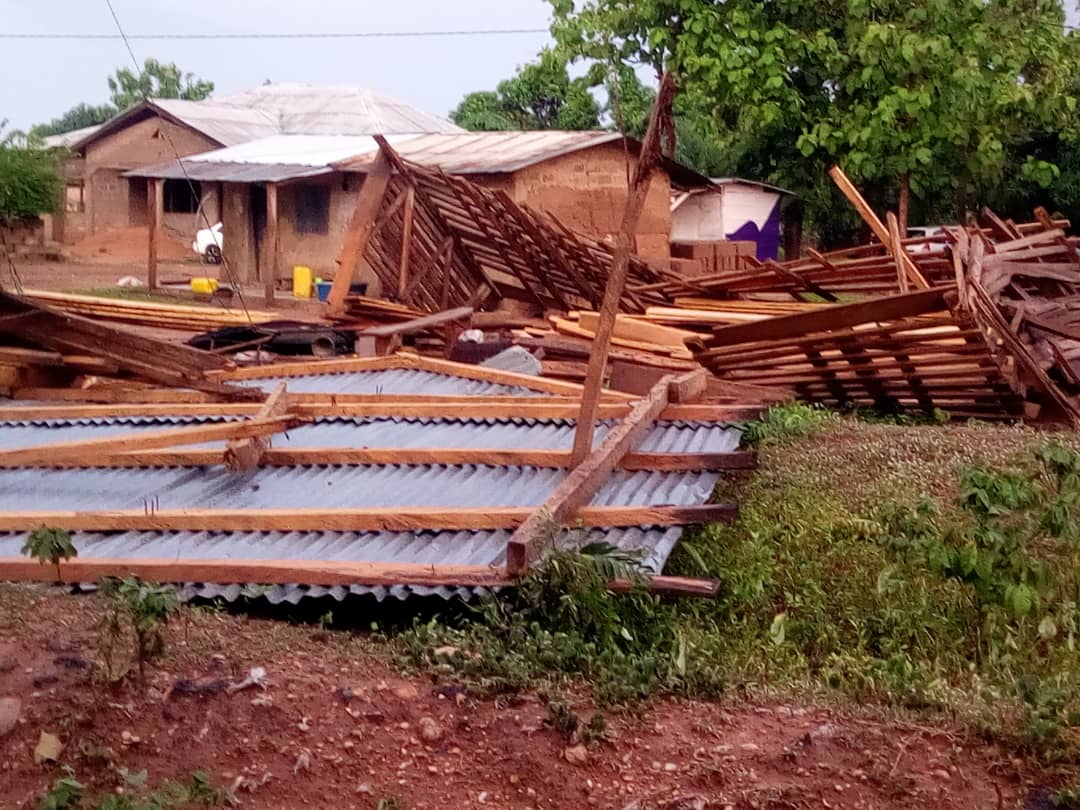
left=782, top=201, right=804, bottom=260
left=898, top=173, right=910, bottom=235
left=957, top=165, right=970, bottom=224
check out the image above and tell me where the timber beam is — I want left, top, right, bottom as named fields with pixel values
left=0, top=504, right=738, bottom=533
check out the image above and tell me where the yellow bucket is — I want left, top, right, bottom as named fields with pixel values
left=190, top=277, right=219, bottom=295
left=292, top=265, right=314, bottom=299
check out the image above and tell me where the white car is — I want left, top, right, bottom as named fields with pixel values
left=906, top=225, right=947, bottom=254
left=193, top=222, right=224, bottom=264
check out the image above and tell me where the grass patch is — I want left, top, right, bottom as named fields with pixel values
left=395, top=409, right=1080, bottom=763
left=39, top=769, right=233, bottom=809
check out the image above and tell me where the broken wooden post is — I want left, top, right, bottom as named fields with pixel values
left=225, top=382, right=288, bottom=471
left=508, top=369, right=708, bottom=575
left=887, top=212, right=909, bottom=294
left=147, top=179, right=163, bottom=290
left=570, top=71, right=676, bottom=467
left=265, top=183, right=279, bottom=307
left=328, top=144, right=393, bottom=314
left=828, top=165, right=929, bottom=290
left=398, top=186, right=415, bottom=298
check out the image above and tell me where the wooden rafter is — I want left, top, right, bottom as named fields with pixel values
left=507, top=369, right=707, bottom=574
left=0, top=416, right=299, bottom=467
left=224, top=382, right=288, bottom=472
left=0, top=447, right=757, bottom=472
left=0, top=504, right=739, bottom=533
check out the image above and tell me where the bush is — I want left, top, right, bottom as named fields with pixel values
left=0, top=127, right=61, bottom=220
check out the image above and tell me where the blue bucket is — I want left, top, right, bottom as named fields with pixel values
left=314, top=280, right=333, bottom=302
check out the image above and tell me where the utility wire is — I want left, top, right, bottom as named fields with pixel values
left=1, top=28, right=549, bottom=40
left=103, top=0, right=254, bottom=324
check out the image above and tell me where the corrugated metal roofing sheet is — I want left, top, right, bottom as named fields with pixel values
left=234, top=367, right=547, bottom=396
left=126, top=161, right=331, bottom=183
left=0, top=415, right=742, bottom=454
left=77, top=84, right=460, bottom=154
left=335, top=131, right=623, bottom=174
left=215, top=83, right=462, bottom=136
left=0, top=466, right=719, bottom=511
left=0, top=525, right=684, bottom=602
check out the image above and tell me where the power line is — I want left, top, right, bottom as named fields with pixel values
left=0, top=28, right=549, bottom=40
left=102, top=0, right=255, bottom=324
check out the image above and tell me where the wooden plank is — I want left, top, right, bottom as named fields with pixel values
left=224, top=382, right=288, bottom=471
left=0, top=401, right=754, bottom=423
left=397, top=185, right=416, bottom=297
left=328, top=147, right=392, bottom=313
left=509, top=371, right=684, bottom=575
left=828, top=166, right=928, bottom=289
left=702, top=288, right=950, bottom=348
left=264, top=183, right=279, bottom=307
left=607, top=576, right=721, bottom=597
left=359, top=306, right=473, bottom=338
left=667, top=367, right=708, bottom=404
left=0, top=416, right=298, bottom=467
left=0, top=504, right=739, bottom=533
left=211, top=349, right=630, bottom=400
left=0, top=556, right=507, bottom=588
left=0, top=557, right=722, bottom=596
left=572, top=72, right=676, bottom=466
left=888, top=212, right=909, bottom=294
left=17, top=447, right=758, bottom=472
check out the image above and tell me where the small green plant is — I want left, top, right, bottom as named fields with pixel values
left=742, top=402, right=836, bottom=445
left=22, top=526, right=77, bottom=582
left=545, top=699, right=579, bottom=740
left=38, top=769, right=233, bottom=810
left=38, top=771, right=83, bottom=810
left=98, top=577, right=180, bottom=685
left=581, top=711, right=607, bottom=746
left=317, top=610, right=334, bottom=631
left=1052, top=787, right=1080, bottom=809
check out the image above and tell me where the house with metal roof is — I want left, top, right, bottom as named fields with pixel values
left=126, top=130, right=712, bottom=289
left=54, top=84, right=462, bottom=243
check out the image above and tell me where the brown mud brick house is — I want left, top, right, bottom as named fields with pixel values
left=129, top=130, right=711, bottom=288
left=51, top=84, right=463, bottom=244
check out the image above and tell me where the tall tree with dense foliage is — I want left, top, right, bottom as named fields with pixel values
left=0, top=126, right=61, bottom=220
left=451, top=50, right=600, bottom=130
left=108, top=58, right=215, bottom=111
left=549, top=0, right=1079, bottom=241
left=32, top=103, right=116, bottom=138
left=33, top=59, right=215, bottom=138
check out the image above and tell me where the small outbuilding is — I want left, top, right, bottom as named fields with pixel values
left=670, top=178, right=793, bottom=261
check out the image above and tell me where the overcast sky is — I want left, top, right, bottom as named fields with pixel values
left=0, top=0, right=554, bottom=131
left=4, top=1, right=1080, bottom=133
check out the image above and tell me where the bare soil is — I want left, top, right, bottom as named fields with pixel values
left=68, top=228, right=191, bottom=265
left=0, top=586, right=1058, bottom=809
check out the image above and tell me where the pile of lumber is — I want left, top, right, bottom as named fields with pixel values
left=21, top=290, right=280, bottom=332
left=0, top=290, right=260, bottom=401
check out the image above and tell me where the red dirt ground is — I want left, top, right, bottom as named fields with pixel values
left=0, top=585, right=1058, bottom=809
left=68, top=228, right=191, bottom=265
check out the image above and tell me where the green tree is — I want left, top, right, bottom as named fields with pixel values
left=20, top=525, right=76, bottom=582
left=549, top=0, right=1078, bottom=241
left=451, top=49, right=600, bottom=131
left=108, top=58, right=214, bottom=111
left=0, top=126, right=61, bottom=221
left=31, top=103, right=116, bottom=139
